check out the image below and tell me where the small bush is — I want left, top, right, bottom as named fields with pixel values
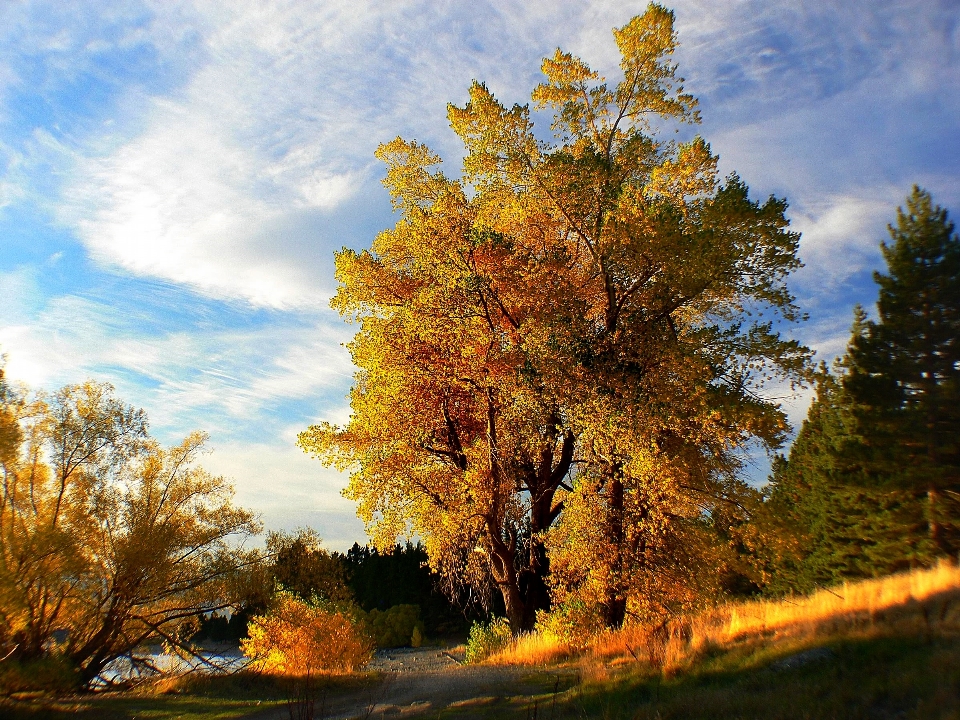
left=241, top=592, right=373, bottom=675
left=361, top=604, right=424, bottom=648
left=0, top=654, right=79, bottom=695
left=536, top=599, right=604, bottom=651
left=465, top=617, right=512, bottom=663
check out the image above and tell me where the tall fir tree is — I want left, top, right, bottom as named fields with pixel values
left=769, top=188, right=960, bottom=591
left=844, top=187, right=960, bottom=553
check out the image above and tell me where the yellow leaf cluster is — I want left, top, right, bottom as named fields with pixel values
left=241, top=593, right=373, bottom=675
left=0, top=379, right=260, bottom=687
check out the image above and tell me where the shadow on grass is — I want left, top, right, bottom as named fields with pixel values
left=0, top=669, right=379, bottom=720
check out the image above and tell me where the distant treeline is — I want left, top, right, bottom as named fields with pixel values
left=199, top=535, right=488, bottom=643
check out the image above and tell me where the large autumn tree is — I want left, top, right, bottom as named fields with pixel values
left=301, top=4, right=809, bottom=631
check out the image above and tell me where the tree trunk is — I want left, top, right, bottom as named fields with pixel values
left=488, top=542, right=526, bottom=633
left=602, top=475, right=627, bottom=628
left=517, top=538, right=552, bottom=631
left=488, top=531, right=553, bottom=633
left=928, top=486, right=946, bottom=555
left=484, top=421, right=572, bottom=634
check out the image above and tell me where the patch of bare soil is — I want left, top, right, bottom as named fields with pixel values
left=243, top=647, right=555, bottom=720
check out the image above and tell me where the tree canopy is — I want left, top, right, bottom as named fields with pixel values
left=300, top=4, right=809, bottom=631
left=0, top=379, right=260, bottom=688
left=845, top=188, right=960, bottom=505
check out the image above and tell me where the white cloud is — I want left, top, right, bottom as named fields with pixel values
left=201, top=439, right=365, bottom=549
left=69, top=106, right=358, bottom=308
left=0, top=284, right=355, bottom=435
left=790, top=194, right=893, bottom=286
left=55, top=0, right=660, bottom=307
left=57, top=0, right=959, bottom=308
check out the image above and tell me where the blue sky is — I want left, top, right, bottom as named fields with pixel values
left=1, top=0, right=958, bottom=549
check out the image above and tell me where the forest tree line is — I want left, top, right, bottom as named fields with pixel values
left=198, top=534, right=478, bottom=644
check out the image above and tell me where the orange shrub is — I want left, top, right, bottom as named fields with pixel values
left=241, top=593, right=374, bottom=675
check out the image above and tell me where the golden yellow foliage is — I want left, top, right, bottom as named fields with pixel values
left=0, top=380, right=260, bottom=688
left=241, top=593, right=373, bottom=675
left=301, top=3, right=810, bottom=633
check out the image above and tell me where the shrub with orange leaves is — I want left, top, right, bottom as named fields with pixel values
left=241, top=592, right=374, bottom=675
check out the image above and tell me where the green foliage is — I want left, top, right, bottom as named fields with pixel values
left=0, top=654, right=79, bottom=695
left=846, top=188, right=960, bottom=483
left=768, top=188, right=960, bottom=592
left=267, top=529, right=354, bottom=605
left=359, top=604, right=424, bottom=648
left=464, top=617, right=512, bottom=663
left=194, top=611, right=251, bottom=643
left=844, top=187, right=960, bottom=554
left=343, top=542, right=475, bottom=636
left=766, top=374, right=931, bottom=593
left=215, top=538, right=474, bottom=643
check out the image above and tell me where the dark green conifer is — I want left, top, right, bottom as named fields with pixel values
left=769, top=188, right=960, bottom=590
left=768, top=372, right=928, bottom=593
left=844, top=187, right=960, bottom=552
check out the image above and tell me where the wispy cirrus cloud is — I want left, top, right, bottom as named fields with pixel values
left=55, top=0, right=583, bottom=307
left=0, top=273, right=353, bottom=436
left=15, top=0, right=955, bottom=314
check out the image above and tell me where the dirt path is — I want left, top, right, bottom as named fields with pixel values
left=242, top=647, right=557, bottom=720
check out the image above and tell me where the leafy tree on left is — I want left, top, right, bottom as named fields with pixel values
left=0, top=372, right=261, bottom=689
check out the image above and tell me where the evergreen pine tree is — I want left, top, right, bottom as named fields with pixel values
left=844, top=187, right=960, bottom=553
left=768, top=372, right=928, bottom=593
left=769, top=188, right=960, bottom=590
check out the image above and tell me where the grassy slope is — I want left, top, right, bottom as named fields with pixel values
left=569, top=633, right=959, bottom=720
left=445, top=563, right=960, bottom=720
left=422, top=633, right=959, bottom=720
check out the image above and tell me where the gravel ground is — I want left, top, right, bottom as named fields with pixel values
left=367, top=646, right=464, bottom=673
left=243, top=646, right=544, bottom=720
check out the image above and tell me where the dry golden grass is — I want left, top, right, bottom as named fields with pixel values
left=487, top=560, right=960, bottom=670
left=702, top=558, right=960, bottom=642
left=486, top=629, right=572, bottom=666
